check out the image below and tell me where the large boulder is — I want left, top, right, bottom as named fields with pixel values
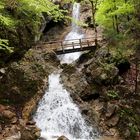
left=85, top=61, right=119, bottom=85
left=1, top=120, right=40, bottom=140
left=61, top=64, right=93, bottom=101
left=0, top=49, right=59, bottom=105
left=57, top=135, right=69, bottom=140
left=60, top=64, right=99, bottom=129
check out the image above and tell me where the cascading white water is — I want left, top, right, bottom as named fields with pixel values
left=34, top=73, right=98, bottom=140
left=59, top=2, right=84, bottom=64
left=72, top=2, right=80, bottom=33
left=34, top=2, right=99, bottom=140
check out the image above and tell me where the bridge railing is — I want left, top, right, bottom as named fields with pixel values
left=43, top=37, right=96, bottom=52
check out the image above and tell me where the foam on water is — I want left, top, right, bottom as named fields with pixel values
left=34, top=2, right=99, bottom=140
left=34, top=73, right=98, bottom=140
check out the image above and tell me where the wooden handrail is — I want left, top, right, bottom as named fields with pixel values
left=40, top=36, right=98, bottom=55
left=42, top=36, right=100, bottom=45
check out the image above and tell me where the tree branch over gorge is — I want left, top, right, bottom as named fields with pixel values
left=0, top=0, right=66, bottom=66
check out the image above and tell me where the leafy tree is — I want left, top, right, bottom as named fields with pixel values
left=95, top=0, right=134, bottom=33
left=89, top=0, right=98, bottom=46
left=0, top=0, right=65, bottom=66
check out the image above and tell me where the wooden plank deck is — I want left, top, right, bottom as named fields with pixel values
left=43, top=37, right=97, bottom=55
left=55, top=45, right=96, bottom=55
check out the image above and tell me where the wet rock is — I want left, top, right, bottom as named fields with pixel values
left=2, top=125, right=21, bottom=140
left=26, top=120, right=36, bottom=125
left=61, top=64, right=76, bottom=74
left=80, top=104, right=99, bottom=126
left=20, top=127, right=40, bottom=140
left=108, top=128, right=118, bottom=136
left=106, top=115, right=120, bottom=127
left=11, top=117, right=17, bottom=124
left=124, top=129, right=131, bottom=138
left=0, top=49, right=59, bottom=122
left=57, top=135, right=69, bottom=140
left=81, top=91, right=100, bottom=101
left=1, top=120, right=40, bottom=140
left=0, top=125, right=2, bottom=133
left=85, top=60, right=119, bottom=85
left=0, top=49, right=59, bottom=104
left=19, top=119, right=26, bottom=127
left=105, top=103, right=116, bottom=118
left=100, top=136, right=120, bottom=140
left=0, top=104, right=9, bottom=112
left=77, top=52, right=93, bottom=64
left=4, top=133, right=21, bottom=140
left=20, top=122, right=41, bottom=140
left=39, top=137, right=46, bottom=140
left=61, top=67, right=92, bottom=99
left=2, top=110, right=16, bottom=120
left=0, top=68, right=6, bottom=75
left=80, top=3, right=92, bottom=26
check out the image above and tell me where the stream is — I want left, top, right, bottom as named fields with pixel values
left=33, top=2, right=99, bottom=140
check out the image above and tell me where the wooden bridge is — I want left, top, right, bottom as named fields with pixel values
left=43, top=37, right=97, bottom=55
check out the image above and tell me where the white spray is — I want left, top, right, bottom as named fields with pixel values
left=34, top=2, right=99, bottom=140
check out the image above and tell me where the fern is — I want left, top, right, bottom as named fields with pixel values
left=0, top=39, right=13, bottom=53
left=0, top=14, right=16, bottom=27
left=0, top=0, right=66, bottom=64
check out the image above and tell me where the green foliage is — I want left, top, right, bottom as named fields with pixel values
left=0, top=1, right=16, bottom=27
left=107, top=90, right=119, bottom=99
left=0, top=39, right=13, bottom=54
left=95, top=0, right=134, bottom=30
left=17, top=0, right=65, bottom=21
left=0, top=14, right=16, bottom=27
left=0, top=0, right=66, bottom=65
left=129, top=124, right=139, bottom=137
left=110, top=46, right=134, bottom=63
left=119, top=108, right=140, bottom=138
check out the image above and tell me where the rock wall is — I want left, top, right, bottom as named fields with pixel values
left=60, top=47, right=140, bottom=140
left=0, top=47, right=60, bottom=139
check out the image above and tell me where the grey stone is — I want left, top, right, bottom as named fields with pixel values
left=106, top=115, right=120, bottom=127
left=57, top=135, right=69, bottom=140
left=106, top=103, right=116, bottom=118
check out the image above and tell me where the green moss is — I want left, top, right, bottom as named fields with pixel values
left=107, top=90, right=119, bottom=100
left=118, top=108, right=140, bottom=139
left=62, top=64, right=76, bottom=74
left=0, top=98, right=14, bottom=105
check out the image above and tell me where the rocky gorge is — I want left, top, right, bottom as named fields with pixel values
left=60, top=47, right=139, bottom=139
left=0, top=48, right=60, bottom=140
left=0, top=1, right=140, bottom=140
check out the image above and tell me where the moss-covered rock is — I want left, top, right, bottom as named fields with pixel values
left=85, top=60, right=119, bottom=86
left=0, top=48, right=59, bottom=106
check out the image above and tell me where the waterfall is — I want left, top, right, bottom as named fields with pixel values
left=34, top=73, right=98, bottom=140
left=72, top=2, right=80, bottom=33
left=66, top=2, right=83, bottom=39
left=33, top=2, right=99, bottom=140
left=59, top=2, right=84, bottom=64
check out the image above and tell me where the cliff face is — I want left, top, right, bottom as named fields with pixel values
left=0, top=47, right=60, bottom=139
left=60, top=47, right=140, bottom=140
left=0, top=48, right=59, bottom=105
left=0, top=1, right=139, bottom=140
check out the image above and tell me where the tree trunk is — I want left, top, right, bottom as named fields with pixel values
left=90, top=0, right=98, bottom=46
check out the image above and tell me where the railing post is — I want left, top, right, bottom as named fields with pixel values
left=72, top=42, right=74, bottom=49
left=79, top=39, right=82, bottom=50
left=61, top=41, right=65, bottom=53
